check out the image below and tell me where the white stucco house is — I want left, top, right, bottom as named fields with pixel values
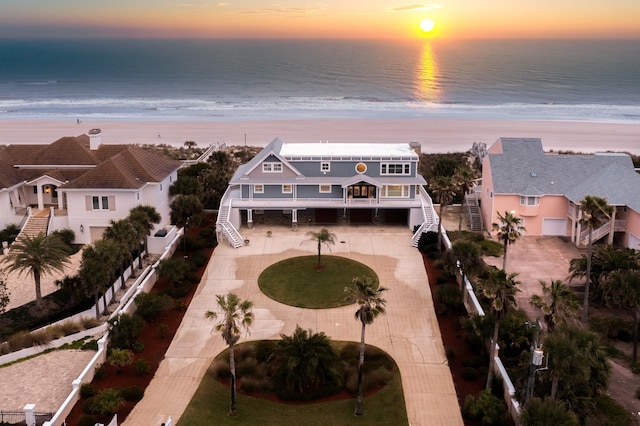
left=0, top=129, right=182, bottom=246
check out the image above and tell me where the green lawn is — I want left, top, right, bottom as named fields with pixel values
left=258, top=255, right=379, bottom=308
left=177, top=361, right=408, bottom=426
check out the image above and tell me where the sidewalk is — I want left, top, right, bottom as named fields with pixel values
left=123, top=225, right=463, bottom=425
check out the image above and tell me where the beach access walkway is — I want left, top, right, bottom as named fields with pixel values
left=123, top=225, right=463, bottom=426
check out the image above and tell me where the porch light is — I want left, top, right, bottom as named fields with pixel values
left=80, top=224, right=84, bottom=233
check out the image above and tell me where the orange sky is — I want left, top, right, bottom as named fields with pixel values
left=1, top=1, right=639, bottom=39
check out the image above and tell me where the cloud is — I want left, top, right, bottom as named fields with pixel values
left=217, top=2, right=229, bottom=6
left=389, top=4, right=442, bottom=12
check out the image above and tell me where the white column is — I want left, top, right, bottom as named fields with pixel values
left=36, top=185, right=44, bottom=210
left=608, top=209, right=616, bottom=244
left=24, top=404, right=36, bottom=426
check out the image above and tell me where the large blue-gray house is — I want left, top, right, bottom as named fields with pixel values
left=216, top=138, right=438, bottom=247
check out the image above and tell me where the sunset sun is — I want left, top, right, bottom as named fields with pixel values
left=419, top=18, right=436, bottom=34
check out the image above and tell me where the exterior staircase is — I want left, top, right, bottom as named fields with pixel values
left=465, top=193, right=483, bottom=232
left=412, top=186, right=440, bottom=247
left=17, top=214, right=49, bottom=240
left=216, top=189, right=243, bottom=248
left=579, top=220, right=626, bottom=247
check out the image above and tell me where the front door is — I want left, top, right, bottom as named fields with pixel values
left=349, top=184, right=376, bottom=199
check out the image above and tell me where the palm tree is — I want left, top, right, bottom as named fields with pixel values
left=578, top=195, right=613, bottom=323
left=520, top=398, right=578, bottom=426
left=205, top=293, right=253, bottom=416
left=3, top=232, right=70, bottom=304
left=543, top=325, right=609, bottom=404
left=429, top=175, right=458, bottom=251
left=344, top=277, right=388, bottom=416
left=128, top=205, right=161, bottom=269
left=304, top=228, right=336, bottom=268
left=170, top=194, right=204, bottom=229
left=453, top=165, right=477, bottom=231
left=479, top=268, right=521, bottom=390
left=530, top=279, right=579, bottom=330
left=601, top=269, right=640, bottom=363
left=275, top=325, right=342, bottom=395
left=104, top=218, right=138, bottom=279
left=79, top=239, right=119, bottom=319
left=492, top=210, right=526, bottom=271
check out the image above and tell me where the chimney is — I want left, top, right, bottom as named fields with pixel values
left=88, top=128, right=102, bottom=150
left=409, top=141, right=421, bottom=156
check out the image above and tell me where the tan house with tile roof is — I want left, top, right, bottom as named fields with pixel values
left=0, top=129, right=181, bottom=245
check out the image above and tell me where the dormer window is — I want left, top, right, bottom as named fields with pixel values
left=263, top=162, right=283, bottom=173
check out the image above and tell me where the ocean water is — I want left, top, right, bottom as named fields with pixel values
left=0, top=38, right=639, bottom=123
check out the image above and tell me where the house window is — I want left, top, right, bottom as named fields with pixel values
left=319, top=184, right=331, bottom=193
left=321, top=162, right=330, bottom=173
left=520, top=196, right=538, bottom=206
left=92, top=196, right=110, bottom=210
left=381, top=185, right=409, bottom=198
left=254, top=184, right=264, bottom=194
left=263, top=162, right=283, bottom=173
left=355, top=163, right=367, bottom=173
left=381, top=163, right=410, bottom=175
left=282, top=184, right=293, bottom=194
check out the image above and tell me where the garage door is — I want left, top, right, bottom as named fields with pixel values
left=629, top=233, right=640, bottom=250
left=542, top=218, right=567, bottom=236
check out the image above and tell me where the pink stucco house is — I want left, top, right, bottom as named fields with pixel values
left=480, top=137, right=640, bottom=249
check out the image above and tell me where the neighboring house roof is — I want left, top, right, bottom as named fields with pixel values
left=488, top=137, right=640, bottom=210
left=0, top=133, right=181, bottom=192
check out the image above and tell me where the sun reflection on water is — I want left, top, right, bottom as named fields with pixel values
left=414, top=42, right=441, bottom=102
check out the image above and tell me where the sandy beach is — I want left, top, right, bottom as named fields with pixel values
left=1, top=117, right=640, bottom=154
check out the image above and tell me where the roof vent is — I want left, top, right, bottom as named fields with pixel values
left=530, top=172, right=537, bottom=177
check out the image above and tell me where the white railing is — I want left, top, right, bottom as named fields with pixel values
left=445, top=231, right=520, bottom=423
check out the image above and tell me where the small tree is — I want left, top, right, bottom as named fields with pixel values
left=520, top=398, right=578, bottom=426
left=530, top=279, right=579, bottom=330
left=205, top=293, right=253, bottom=416
left=453, top=165, right=477, bottom=231
left=578, top=195, right=613, bottom=323
left=479, top=268, right=520, bottom=390
left=3, top=232, right=71, bottom=304
left=601, top=269, right=640, bottom=364
left=429, top=176, right=458, bottom=251
left=304, top=228, right=336, bottom=268
left=492, top=210, right=525, bottom=271
left=345, top=277, right=388, bottom=416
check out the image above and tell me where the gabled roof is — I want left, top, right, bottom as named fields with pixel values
left=488, top=137, right=640, bottom=210
left=232, top=138, right=302, bottom=181
left=341, top=174, right=383, bottom=188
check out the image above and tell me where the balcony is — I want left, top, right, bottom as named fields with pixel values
left=230, top=197, right=423, bottom=210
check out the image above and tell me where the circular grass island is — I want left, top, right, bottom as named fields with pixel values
left=258, top=255, right=379, bottom=308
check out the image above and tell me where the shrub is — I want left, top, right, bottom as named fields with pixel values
left=210, top=358, right=231, bottom=380
left=239, top=376, right=272, bottom=394
left=134, top=358, right=151, bottom=376
left=236, top=356, right=259, bottom=376
left=461, top=367, right=479, bottom=381
left=51, top=228, right=76, bottom=246
left=83, top=389, right=124, bottom=415
left=119, top=385, right=144, bottom=402
left=132, top=340, right=145, bottom=353
left=57, top=319, right=83, bottom=336
left=108, top=348, right=134, bottom=373
left=108, top=314, right=143, bottom=350
left=189, top=250, right=208, bottom=268
left=135, top=292, right=173, bottom=320
left=77, top=415, right=99, bottom=426
left=81, top=339, right=98, bottom=351
left=436, top=284, right=463, bottom=314
left=417, top=231, right=439, bottom=254
left=7, top=331, right=34, bottom=351
left=80, top=316, right=102, bottom=330
left=80, top=383, right=97, bottom=399
left=463, top=389, right=508, bottom=425
left=30, top=328, right=55, bottom=346
left=94, top=364, right=109, bottom=380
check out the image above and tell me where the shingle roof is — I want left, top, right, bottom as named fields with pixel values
left=62, top=146, right=181, bottom=190
left=488, top=137, right=640, bottom=210
left=0, top=133, right=181, bottom=191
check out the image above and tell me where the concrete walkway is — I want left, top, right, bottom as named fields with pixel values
left=123, top=225, right=463, bottom=425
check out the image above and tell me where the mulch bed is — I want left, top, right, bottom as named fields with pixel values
left=422, top=254, right=485, bottom=425
left=64, top=227, right=213, bottom=426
